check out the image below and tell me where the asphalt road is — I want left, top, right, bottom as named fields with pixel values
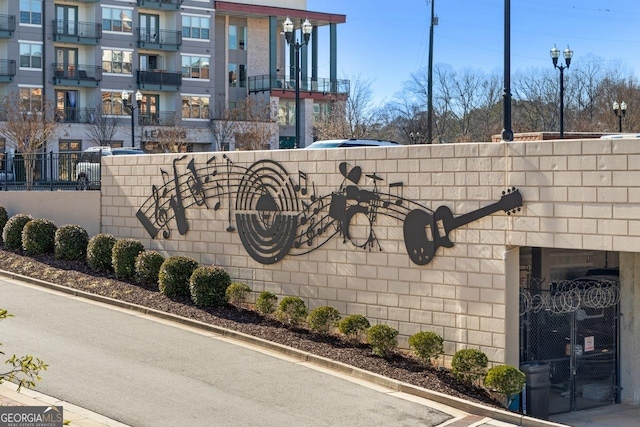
left=0, top=278, right=452, bottom=427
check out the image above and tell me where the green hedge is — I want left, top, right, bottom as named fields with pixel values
left=135, top=251, right=165, bottom=285
left=189, top=266, right=231, bottom=308
left=112, top=239, right=145, bottom=279
left=54, top=225, right=89, bottom=261
left=22, top=219, right=57, bottom=256
left=3, top=214, right=33, bottom=250
left=87, top=234, right=117, bottom=272
left=158, top=255, right=199, bottom=298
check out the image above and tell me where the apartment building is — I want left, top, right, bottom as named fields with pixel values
left=0, top=0, right=347, bottom=153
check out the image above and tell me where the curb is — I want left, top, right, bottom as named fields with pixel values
left=0, top=269, right=567, bottom=427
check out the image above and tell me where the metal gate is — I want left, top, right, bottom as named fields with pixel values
left=520, top=276, right=620, bottom=415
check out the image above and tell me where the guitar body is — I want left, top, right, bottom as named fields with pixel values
left=403, top=207, right=454, bottom=265
left=403, top=188, right=522, bottom=265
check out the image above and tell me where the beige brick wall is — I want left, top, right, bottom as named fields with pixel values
left=100, top=138, right=640, bottom=364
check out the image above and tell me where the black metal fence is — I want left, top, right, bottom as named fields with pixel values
left=0, top=151, right=100, bottom=191
left=520, top=277, right=619, bottom=415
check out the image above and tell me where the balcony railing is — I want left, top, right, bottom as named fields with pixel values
left=138, top=111, right=178, bottom=126
left=0, top=59, right=16, bottom=83
left=136, top=28, right=182, bottom=50
left=137, top=0, right=184, bottom=11
left=248, top=74, right=350, bottom=95
left=0, top=15, right=15, bottom=38
left=52, top=64, right=102, bottom=87
left=52, top=20, right=102, bottom=44
left=54, top=108, right=96, bottom=124
left=136, top=70, right=182, bottom=91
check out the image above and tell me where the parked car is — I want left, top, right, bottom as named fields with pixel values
left=75, top=147, right=112, bottom=190
left=112, top=148, right=145, bottom=155
left=304, top=139, right=401, bottom=149
left=76, top=147, right=146, bottom=189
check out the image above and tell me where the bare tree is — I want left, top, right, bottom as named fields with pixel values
left=313, top=74, right=388, bottom=141
left=0, top=92, right=58, bottom=188
left=208, top=101, right=236, bottom=151
left=232, top=97, right=277, bottom=151
left=85, top=106, right=122, bottom=147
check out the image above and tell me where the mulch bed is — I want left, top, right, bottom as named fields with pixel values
left=0, top=249, right=501, bottom=408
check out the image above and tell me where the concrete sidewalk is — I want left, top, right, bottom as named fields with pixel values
left=0, top=381, right=130, bottom=427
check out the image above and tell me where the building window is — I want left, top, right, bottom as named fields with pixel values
left=181, top=56, right=209, bottom=79
left=101, top=91, right=127, bottom=116
left=182, top=16, right=210, bottom=40
left=102, top=8, right=132, bottom=33
left=19, top=43, right=42, bottom=69
left=278, top=101, right=295, bottom=126
left=229, top=25, right=246, bottom=50
left=59, top=140, right=81, bottom=152
left=228, top=64, right=246, bottom=88
left=20, top=0, right=42, bottom=25
left=181, top=96, right=209, bottom=119
left=313, top=102, right=332, bottom=122
left=102, top=49, right=133, bottom=74
left=19, top=87, right=42, bottom=112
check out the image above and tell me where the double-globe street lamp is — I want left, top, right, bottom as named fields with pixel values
left=283, top=17, right=312, bottom=149
left=550, top=45, right=573, bottom=139
left=613, top=101, right=627, bottom=133
left=122, top=89, right=142, bottom=148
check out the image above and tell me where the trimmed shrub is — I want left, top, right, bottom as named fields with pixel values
left=338, top=314, right=370, bottom=343
left=276, top=296, right=308, bottom=326
left=158, top=256, right=199, bottom=298
left=408, top=331, right=444, bottom=366
left=367, top=324, right=398, bottom=358
left=3, top=214, right=33, bottom=250
left=255, top=291, right=278, bottom=316
left=307, top=306, right=341, bottom=334
left=87, top=234, right=117, bottom=272
left=22, top=219, right=57, bottom=256
left=0, top=206, right=8, bottom=243
left=189, top=266, right=231, bottom=308
left=54, top=225, right=89, bottom=261
left=225, top=282, right=251, bottom=310
left=112, top=239, right=145, bottom=279
left=484, top=364, right=526, bottom=408
left=135, top=251, right=165, bottom=285
left=451, top=348, right=489, bottom=385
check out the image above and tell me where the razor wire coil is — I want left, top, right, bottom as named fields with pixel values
left=520, top=280, right=619, bottom=315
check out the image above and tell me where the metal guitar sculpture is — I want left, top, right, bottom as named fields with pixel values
left=403, top=188, right=522, bottom=265
left=136, top=155, right=524, bottom=266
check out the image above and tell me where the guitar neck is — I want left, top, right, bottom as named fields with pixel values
left=449, top=202, right=504, bottom=231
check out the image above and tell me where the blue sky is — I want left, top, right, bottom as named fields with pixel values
left=307, top=0, right=640, bottom=105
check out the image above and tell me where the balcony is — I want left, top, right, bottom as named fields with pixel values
left=137, top=0, right=184, bottom=11
left=248, top=74, right=350, bottom=96
left=52, top=64, right=102, bottom=87
left=0, top=60, right=16, bottom=83
left=53, top=20, right=102, bottom=45
left=54, top=108, right=96, bottom=124
left=137, top=29, right=182, bottom=51
left=0, top=15, right=15, bottom=38
left=138, top=111, right=178, bottom=126
left=137, top=70, right=182, bottom=91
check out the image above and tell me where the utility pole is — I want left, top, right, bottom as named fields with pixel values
left=427, top=0, right=437, bottom=144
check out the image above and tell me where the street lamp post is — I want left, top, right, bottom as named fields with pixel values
left=283, top=17, right=312, bottom=149
left=613, top=101, right=627, bottom=133
left=122, top=89, right=142, bottom=148
left=550, top=45, right=573, bottom=139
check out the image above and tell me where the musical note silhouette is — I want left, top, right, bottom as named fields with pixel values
left=204, top=155, right=218, bottom=183
left=294, top=171, right=308, bottom=195
left=384, top=182, right=404, bottom=207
